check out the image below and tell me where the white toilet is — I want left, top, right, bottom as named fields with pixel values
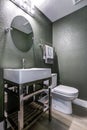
left=51, top=73, right=79, bottom=114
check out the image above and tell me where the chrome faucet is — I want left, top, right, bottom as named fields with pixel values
left=22, top=58, right=25, bottom=69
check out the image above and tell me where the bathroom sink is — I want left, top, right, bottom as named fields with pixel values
left=4, top=68, right=51, bottom=84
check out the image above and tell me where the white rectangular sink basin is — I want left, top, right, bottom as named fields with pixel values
left=4, top=68, right=51, bottom=84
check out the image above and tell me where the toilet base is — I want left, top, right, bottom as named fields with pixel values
left=52, top=98, right=72, bottom=114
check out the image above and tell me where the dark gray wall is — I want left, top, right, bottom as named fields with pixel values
left=53, top=6, right=87, bottom=100
left=0, top=0, right=52, bottom=69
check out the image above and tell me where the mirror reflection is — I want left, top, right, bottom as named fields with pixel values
left=11, top=16, right=33, bottom=52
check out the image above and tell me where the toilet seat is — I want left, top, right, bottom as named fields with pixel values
left=53, top=85, right=78, bottom=96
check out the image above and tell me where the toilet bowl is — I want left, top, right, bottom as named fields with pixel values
left=51, top=74, right=79, bottom=114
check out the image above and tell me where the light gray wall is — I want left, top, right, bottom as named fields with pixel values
left=53, top=6, right=87, bottom=100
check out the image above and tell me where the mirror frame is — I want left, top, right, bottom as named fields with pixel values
left=10, top=15, right=34, bottom=52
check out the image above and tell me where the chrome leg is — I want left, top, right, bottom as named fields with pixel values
left=18, top=84, right=24, bottom=130
left=48, top=87, right=52, bottom=121
left=33, top=84, right=35, bottom=101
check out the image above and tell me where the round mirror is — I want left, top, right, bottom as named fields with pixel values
left=11, top=16, right=33, bottom=52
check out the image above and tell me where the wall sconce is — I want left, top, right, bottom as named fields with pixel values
left=9, top=0, right=35, bottom=17
left=72, top=0, right=83, bottom=5
left=4, top=27, right=13, bottom=33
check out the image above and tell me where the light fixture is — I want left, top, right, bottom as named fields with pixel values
left=72, top=0, right=83, bottom=5
left=10, top=0, right=35, bottom=17
left=30, top=2, right=35, bottom=14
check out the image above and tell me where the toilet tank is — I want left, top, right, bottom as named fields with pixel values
left=44, top=73, right=57, bottom=88
left=51, top=73, right=57, bottom=88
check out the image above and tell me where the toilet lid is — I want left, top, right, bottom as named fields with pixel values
left=53, top=85, right=78, bottom=96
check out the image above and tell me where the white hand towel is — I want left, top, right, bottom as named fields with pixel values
left=45, top=45, right=53, bottom=59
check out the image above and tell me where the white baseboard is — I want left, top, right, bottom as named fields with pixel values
left=73, top=98, right=87, bottom=108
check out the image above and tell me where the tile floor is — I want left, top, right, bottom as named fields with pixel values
left=52, top=104, right=87, bottom=130
left=29, top=115, right=69, bottom=130
left=8, top=104, right=87, bottom=130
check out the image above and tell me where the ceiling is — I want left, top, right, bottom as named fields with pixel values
left=34, top=0, right=87, bottom=22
